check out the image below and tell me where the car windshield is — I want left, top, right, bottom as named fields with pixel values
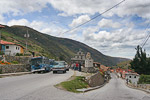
left=54, top=61, right=65, bottom=66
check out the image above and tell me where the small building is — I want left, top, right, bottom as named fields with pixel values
left=71, top=49, right=85, bottom=64
left=125, top=73, right=140, bottom=85
left=0, top=40, right=24, bottom=56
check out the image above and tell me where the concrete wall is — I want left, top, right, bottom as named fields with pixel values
left=0, top=64, right=30, bottom=73
left=86, top=72, right=104, bottom=87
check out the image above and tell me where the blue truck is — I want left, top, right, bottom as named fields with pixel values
left=30, top=56, right=54, bottom=73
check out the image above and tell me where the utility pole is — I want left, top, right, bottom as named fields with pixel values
left=24, top=29, right=30, bottom=53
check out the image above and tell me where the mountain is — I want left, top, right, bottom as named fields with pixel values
left=0, top=25, right=129, bottom=66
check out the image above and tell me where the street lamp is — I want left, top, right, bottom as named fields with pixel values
left=24, top=29, right=30, bottom=53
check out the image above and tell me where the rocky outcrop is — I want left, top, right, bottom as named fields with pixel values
left=86, top=72, right=104, bottom=87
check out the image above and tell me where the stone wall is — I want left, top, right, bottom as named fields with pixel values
left=127, top=83, right=150, bottom=93
left=0, top=64, right=30, bottom=73
left=86, top=72, right=104, bottom=87
left=5, top=56, right=32, bottom=64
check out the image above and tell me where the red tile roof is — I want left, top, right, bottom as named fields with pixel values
left=0, top=40, right=15, bottom=45
left=0, top=40, right=24, bottom=48
left=0, top=25, right=5, bottom=28
left=100, top=65, right=109, bottom=71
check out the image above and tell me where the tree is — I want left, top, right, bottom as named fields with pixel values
left=130, top=45, right=150, bottom=75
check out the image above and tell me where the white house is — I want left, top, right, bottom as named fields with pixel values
left=125, top=73, right=140, bottom=85
left=0, top=40, right=24, bottom=56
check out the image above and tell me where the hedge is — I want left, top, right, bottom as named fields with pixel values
left=138, top=75, right=150, bottom=84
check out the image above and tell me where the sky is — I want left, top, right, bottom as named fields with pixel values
left=0, top=0, right=150, bottom=59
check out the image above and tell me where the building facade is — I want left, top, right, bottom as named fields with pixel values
left=0, top=40, right=24, bottom=56
left=71, top=49, right=85, bottom=64
left=125, top=73, right=140, bottom=85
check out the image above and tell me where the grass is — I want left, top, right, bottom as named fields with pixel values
left=57, top=76, right=89, bottom=93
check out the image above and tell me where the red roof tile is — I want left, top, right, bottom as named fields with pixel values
left=0, top=25, right=5, bottom=28
left=0, top=40, right=24, bottom=48
left=0, top=40, right=15, bottom=45
left=100, top=65, right=108, bottom=71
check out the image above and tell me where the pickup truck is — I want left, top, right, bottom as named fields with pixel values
left=52, top=61, right=69, bottom=74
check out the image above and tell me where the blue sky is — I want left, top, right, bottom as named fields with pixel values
left=0, top=0, right=150, bottom=59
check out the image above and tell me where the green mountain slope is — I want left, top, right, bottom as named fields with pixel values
left=0, top=25, right=129, bottom=66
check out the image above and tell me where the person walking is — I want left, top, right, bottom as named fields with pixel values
left=79, top=63, right=81, bottom=72
left=75, top=62, right=79, bottom=70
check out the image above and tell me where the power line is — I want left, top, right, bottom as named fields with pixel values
left=141, top=31, right=150, bottom=48
left=140, top=21, right=150, bottom=47
left=57, top=0, right=125, bottom=36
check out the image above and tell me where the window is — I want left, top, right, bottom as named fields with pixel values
left=129, top=76, right=131, bottom=78
left=6, top=46, right=9, bottom=49
left=134, top=76, right=136, bottom=78
left=16, top=47, right=19, bottom=50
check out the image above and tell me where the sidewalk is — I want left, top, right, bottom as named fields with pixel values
left=77, top=82, right=107, bottom=92
left=0, top=72, right=31, bottom=77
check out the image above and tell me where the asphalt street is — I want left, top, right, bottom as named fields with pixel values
left=0, top=70, right=150, bottom=100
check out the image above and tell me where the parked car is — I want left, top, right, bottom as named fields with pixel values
left=52, top=61, right=69, bottom=74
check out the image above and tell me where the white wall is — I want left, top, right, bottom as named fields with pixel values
left=125, top=74, right=140, bottom=85
left=5, top=45, right=21, bottom=56
left=85, top=59, right=93, bottom=67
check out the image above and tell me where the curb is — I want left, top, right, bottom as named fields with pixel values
left=77, top=81, right=107, bottom=93
left=125, top=83, right=150, bottom=94
left=0, top=72, right=31, bottom=77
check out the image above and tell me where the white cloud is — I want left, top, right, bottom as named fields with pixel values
left=0, top=0, right=48, bottom=17
left=7, top=19, right=29, bottom=26
left=49, top=0, right=150, bottom=19
left=1, top=0, right=150, bottom=20
left=98, top=18, right=121, bottom=28
left=82, top=25, right=148, bottom=58
left=69, top=15, right=90, bottom=27
left=6, top=18, right=66, bottom=37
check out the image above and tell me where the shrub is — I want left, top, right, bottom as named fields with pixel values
left=16, top=53, right=23, bottom=56
left=0, top=68, right=2, bottom=74
left=0, top=51, right=4, bottom=55
left=138, top=75, right=150, bottom=84
left=11, top=61, right=19, bottom=64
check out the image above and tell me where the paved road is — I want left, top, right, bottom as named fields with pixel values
left=0, top=71, right=150, bottom=100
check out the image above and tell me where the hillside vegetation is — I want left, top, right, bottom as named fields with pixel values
left=1, top=25, right=129, bottom=66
